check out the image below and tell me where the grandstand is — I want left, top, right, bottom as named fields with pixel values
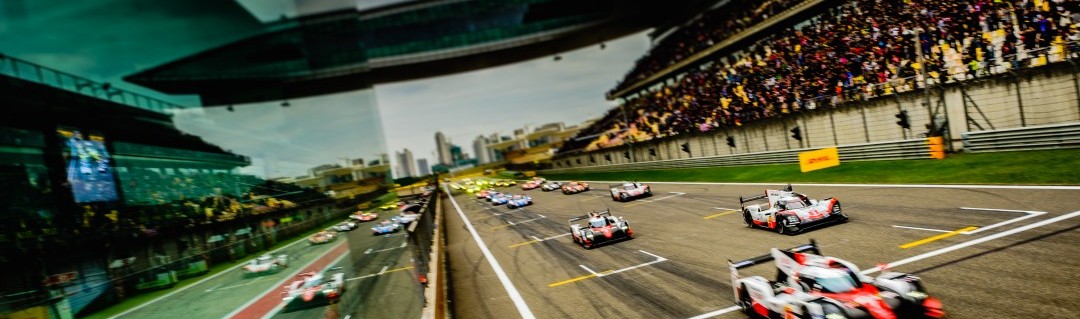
left=558, top=0, right=1080, bottom=161
left=0, top=54, right=332, bottom=316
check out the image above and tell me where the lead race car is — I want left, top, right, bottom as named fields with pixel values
left=609, top=181, right=651, bottom=201
left=729, top=240, right=944, bottom=319
left=568, top=209, right=633, bottom=249
left=739, top=184, right=847, bottom=234
left=282, top=271, right=346, bottom=310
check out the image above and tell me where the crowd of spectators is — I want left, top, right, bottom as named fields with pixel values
left=610, top=0, right=806, bottom=95
left=562, top=0, right=1080, bottom=154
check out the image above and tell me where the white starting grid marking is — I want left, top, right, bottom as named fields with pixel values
left=639, top=192, right=686, bottom=202
left=365, top=241, right=408, bottom=254
left=891, top=207, right=1047, bottom=234
left=688, top=209, right=1080, bottom=319
left=504, top=215, right=545, bottom=227
left=581, top=250, right=668, bottom=278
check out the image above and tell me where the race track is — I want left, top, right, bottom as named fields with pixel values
left=444, top=182, right=1080, bottom=319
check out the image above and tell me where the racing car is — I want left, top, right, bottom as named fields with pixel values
left=738, top=184, right=847, bottom=235
left=350, top=211, right=378, bottom=222
left=241, top=254, right=288, bottom=277
left=609, top=181, right=651, bottom=201
left=308, top=231, right=336, bottom=245
left=475, top=189, right=492, bottom=199
left=485, top=190, right=503, bottom=202
left=568, top=210, right=633, bottom=249
left=372, top=220, right=401, bottom=235
left=393, top=212, right=419, bottom=224
left=331, top=221, right=358, bottom=232
left=494, top=180, right=517, bottom=187
left=282, top=271, right=346, bottom=310
left=505, top=194, right=533, bottom=209
left=540, top=181, right=562, bottom=192
left=729, top=240, right=944, bottom=319
left=491, top=193, right=510, bottom=205
left=520, top=178, right=545, bottom=190
left=561, top=181, right=590, bottom=194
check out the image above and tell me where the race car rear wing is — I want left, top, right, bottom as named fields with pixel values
left=568, top=209, right=612, bottom=226
left=728, top=239, right=820, bottom=270
left=738, top=184, right=793, bottom=205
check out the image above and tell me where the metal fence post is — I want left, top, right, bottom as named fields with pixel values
left=1014, top=73, right=1026, bottom=127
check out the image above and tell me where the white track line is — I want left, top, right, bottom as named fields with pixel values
left=641, top=192, right=686, bottom=202
left=578, top=181, right=1080, bottom=190
left=861, top=210, right=1080, bottom=274
left=579, top=265, right=600, bottom=276
left=688, top=210, right=1080, bottom=319
left=445, top=185, right=536, bottom=319
left=892, top=225, right=954, bottom=233
left=110, top=227, right=331, bottom=318
left=542, top=233, right=571, bottom=240
left=960, top=207, right=1046, bottom=234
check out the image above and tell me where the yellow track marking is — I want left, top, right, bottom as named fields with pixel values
left=508, top=240, right=540, bottom=248
left=899, top=226, right=978, bottom=249
left=704, top=210, right=739, bottom=219
left=547, top=274, right=596, bottom=287
left=547, top=269, right=613, bottom=287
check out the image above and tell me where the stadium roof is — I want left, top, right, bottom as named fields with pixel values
left=122, top=0, right=720, bottom=105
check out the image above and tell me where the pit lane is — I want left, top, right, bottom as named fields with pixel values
left=444, top=183, right=1080, bottom=319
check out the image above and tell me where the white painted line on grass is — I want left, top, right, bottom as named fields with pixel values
left=577, top=180, right=1080, bottom=190
left=110, top=227, right=333, bottom=319
left=445, top=185, right=536, bottom=319
left=960, top=207, right=1046, bottom=234
left=892, top=225, right=954, bottom=233
left=862, top=210, right=1080, bottom=275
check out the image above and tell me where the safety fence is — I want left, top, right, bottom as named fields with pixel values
left=544, top=138, right=936, bottom=174
left=403, top=185, right=439, bottom=314
left=962, top=122, right=1080, bottom=153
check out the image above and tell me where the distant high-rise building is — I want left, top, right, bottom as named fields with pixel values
left=417, top=158, right=430, bottom=176
left=473, top=135, right=491, bottom=164
left=435, top=132, right=452, bottom=165
left=395, top=148, right=417, bottom=178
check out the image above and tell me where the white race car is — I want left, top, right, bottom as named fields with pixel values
left=609, top=181, right=651, bottom=202
left=332, top=221, right=358, bottom=232
left=241, top=254, right=288, bottom=277
left=540, top=181, right=562, bottom=191
left=730, top=240, right=944, bottom=319
left=738, top=184, right=847, bottom=234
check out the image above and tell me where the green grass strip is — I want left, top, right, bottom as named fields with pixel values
left=543, top=149, right=1080, bottom=185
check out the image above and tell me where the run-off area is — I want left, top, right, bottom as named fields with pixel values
left=444, top=183, right=1080, bottom=319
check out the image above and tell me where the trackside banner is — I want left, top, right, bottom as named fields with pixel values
left=798, top=147, right=840, bottom=172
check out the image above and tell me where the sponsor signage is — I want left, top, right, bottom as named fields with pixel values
left=798, top=147, right=840, bottom=172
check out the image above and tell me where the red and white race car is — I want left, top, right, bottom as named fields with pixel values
left=561, top=181, right=590, bottom=194
left=739, top=184, right=847, bottom=234
left=568, top=210, right=633, bottom=249
left=520, top=178, right=545, bottom=190
left=282, top=271, right=346, bottom=309
left=609, top=181, right=651, bottom=201
left=730, top=240, right=944, bottom=319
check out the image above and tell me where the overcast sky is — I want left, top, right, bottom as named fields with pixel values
left=376, top=32, right=649, bottom=175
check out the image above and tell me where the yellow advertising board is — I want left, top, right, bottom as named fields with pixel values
left=798, top=147, right=840, bottom=172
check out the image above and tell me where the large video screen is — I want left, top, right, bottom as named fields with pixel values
left=58, top=128, right=119, bottom=203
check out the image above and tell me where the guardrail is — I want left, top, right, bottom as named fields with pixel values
left=0, top=52, right=189, bottom=113
left=962, top=122, right=1080, bottom=153
left=544, top=138, right=935, bottom=173
left=404, top=185, right=439, bottom=318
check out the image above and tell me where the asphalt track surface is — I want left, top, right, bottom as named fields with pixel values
left=444, top=182, right=1080, bottom=319
left=111, top=215, right=422, bottom=319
